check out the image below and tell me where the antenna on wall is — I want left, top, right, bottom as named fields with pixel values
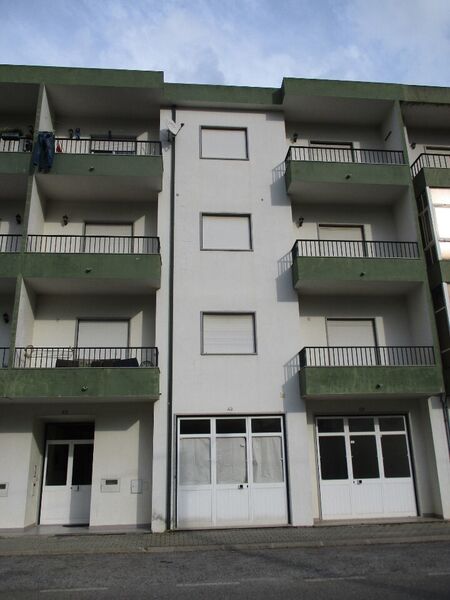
left=167, top=120, right=184, bottom=142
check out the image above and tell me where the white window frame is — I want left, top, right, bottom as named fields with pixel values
left=200, top=213, right=253, bottom=251
left=201, top=312, right=257, bottom=355
left=200, top=126, right=249, bottom=160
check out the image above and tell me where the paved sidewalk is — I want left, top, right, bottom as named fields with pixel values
left=0, top=521, right=449, bottom=556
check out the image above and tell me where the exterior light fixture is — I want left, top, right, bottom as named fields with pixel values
left=62, top=215, right=69, bottom=226
left=15, top=214, right=21, bottom=224
left=2, top=313, right=9, bottom=324
left=297, top=217, right=304, bottom=227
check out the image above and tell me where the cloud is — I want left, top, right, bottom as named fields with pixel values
left=0, top=0, right=448, bottom=87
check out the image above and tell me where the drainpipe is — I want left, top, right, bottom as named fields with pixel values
left=166, top=105, right=176, bottom=530
left=441, top=394, right=450, bottom=458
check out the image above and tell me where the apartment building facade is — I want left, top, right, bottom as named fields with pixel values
left=0, top=66, right=449, bottom=531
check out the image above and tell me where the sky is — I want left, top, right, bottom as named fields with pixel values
left=0, top=0, right=449, bottom=88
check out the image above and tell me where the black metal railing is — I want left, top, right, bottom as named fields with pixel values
left=292, top=239, right=419, bottom=260
left=26, top=235, right=160, bottom=254
left=411, top=153, right=450, bottom=178
left=54, top=137, right=161, bottom=156
left=0, top=234, right=22, bottom=253
left=1, top=348, right=9, bottom=368
left=299, top=346, right=436, bottom=367
left=0, top=136, right=33, bottom=152
left=14, top=346, right=158, bottom=369
left=285, top=145, right=405, bottom=165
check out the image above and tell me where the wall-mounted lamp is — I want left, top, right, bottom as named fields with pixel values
left=15, top=214, right=21, bottom=225
left=411, top=142, right=416, bottom=149
left=62, top=215, right=69, bottom=226
left=297, top=217, right=304, bottom=227
left=2, top=313, right=9, bottom=324
left=291, top=132, right=298, bottom=143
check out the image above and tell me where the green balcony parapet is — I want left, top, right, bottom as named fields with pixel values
left=291, top=239, right=425, bottom=289
left=285, top=145, right=410, bottom=194
left=298, top=345, right=443, bottom=398
left=1, top=346, right=160, bottom=400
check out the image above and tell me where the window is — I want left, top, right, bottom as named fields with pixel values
left=202, top=313, right=256, bottom=354
left=326, top=318, right=377, bottom=366
left=318, top=224, right=365, bottom=257
left=430, top=188, right=450, bottom=259
left=309, top=140, right=354, bottom=163
left=84, top=223, right=133, bottom=254
left=201, top=214, right=252, bottom=251
left=200, top=127, right=248, bottom=160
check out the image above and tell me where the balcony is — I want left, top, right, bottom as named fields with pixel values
left=0, top=135, right=32, bottom=175
left=22, top=235, right=161, bottom=289
left=0, top=234, right=22, bottom=278
left=49, top=138, right=163, bottom=192
left=291, top=239, right=425, bottom=293
left=411, top=153, right=450, bottom=192
left=285, top=145, right=410, bottom=200
left=298, top=345, right=443, bottom=398
left=1, top=347, right=159, bottom=401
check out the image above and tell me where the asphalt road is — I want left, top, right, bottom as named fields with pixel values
left=0, top=541, right=449, bottom=599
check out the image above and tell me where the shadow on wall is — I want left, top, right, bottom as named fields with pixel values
left=276, top=251, right=296, bottom=303
left=270, top=163, right=289, bottom=208
left=282, top=353, right=302, bottom=413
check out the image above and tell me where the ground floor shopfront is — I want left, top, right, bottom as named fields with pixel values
left=1, top=397, right=449, bottom=531
left=0, top=402, right=156, bottom=530
left=174, top=397, right=450, bottom=529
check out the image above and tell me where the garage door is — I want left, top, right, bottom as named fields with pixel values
left=316, top=416, right=416, bottom=519
left=177, top=416, right=288, bottom=528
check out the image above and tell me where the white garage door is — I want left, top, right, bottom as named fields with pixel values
left=177, top=416, right=288, bottom=528
left=316, top=416, right=416, bottom=520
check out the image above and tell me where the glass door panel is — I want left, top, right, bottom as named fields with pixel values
left=216, top=437, right=247, bottom=484
left=72, top=444, right=94, bottom=486
left=350, top=436, right=380, bottom=479
left=45, top=444, right=69, bottom=486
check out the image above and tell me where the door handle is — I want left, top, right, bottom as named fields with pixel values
left=238, top=484, right=244, bottom=489
left=354, top=480, right=362, bottom=485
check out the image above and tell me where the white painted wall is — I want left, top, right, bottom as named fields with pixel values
left=53, top=117, right=159, bottom=142
left=170, top=108, right=311, bottom=525
left=37, top=200, right=157, bottom=237
left=90, top=403, right=153, bottom=527
left=0, top=294, right=14, bottom=349
left=405, top=127, right=450, bottom=164
left=406, top=286, right=435, bottom=346
left=0, top=408, right=34, bottom=528
left=292, top=204, right=398, bottom=242
left=299, top=295, right=414, bottom=348
left=38, top=86, right=54, bottom=132
left=15, top=282, right=36, bottom=349
left=0, top=200, right=24, bottom=236
left=31, top=294, right=156, bottom=348
left=151, top=110, right=172, bottom=532
left=27, top=179, right=45, bottom=236
left=0, top=402, right=154, bottom=530
left=286, top=122, right=383, bottom=150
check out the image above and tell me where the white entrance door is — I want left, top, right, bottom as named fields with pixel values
left=40, top=440, right=94, bottom=525
left=177, top=417, right=288, bottom=528
left=316, top=416, right=416, bottom=520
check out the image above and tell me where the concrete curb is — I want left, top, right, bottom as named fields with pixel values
left=0, top=534, right=449, bottom=557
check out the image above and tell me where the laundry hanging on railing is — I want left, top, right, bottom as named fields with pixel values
left=32, top=132, right=55, bottom=172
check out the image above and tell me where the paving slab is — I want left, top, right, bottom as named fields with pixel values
left=0, top=521, right=449, bottom=557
